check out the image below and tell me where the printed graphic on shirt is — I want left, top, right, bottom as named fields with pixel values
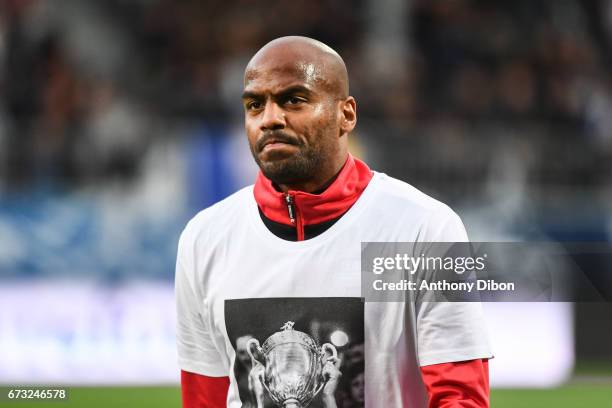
left=225, top=297, right=364, bottom=408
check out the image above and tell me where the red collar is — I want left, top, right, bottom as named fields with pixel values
left=253, top=154, right=373, bottom=239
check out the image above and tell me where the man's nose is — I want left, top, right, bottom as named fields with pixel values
left=260, top=101, right=286, bottom=130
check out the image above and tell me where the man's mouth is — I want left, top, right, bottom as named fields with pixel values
left=258, top=134, right=299, bottom=153
left=262, top=140, right=295, bottom=152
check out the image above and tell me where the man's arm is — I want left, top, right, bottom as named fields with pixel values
left=181, top=371, right=229, bottom=408
left=417, top=209, right=492, bottom=407
left=176, top=225, right=229, bottom=407
left=320, top=355, right=342, bottom=408
left=420, top=359, right=489, bottom=408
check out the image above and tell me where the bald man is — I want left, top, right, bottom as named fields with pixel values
left=243, top=36, right=354, bottom=195
left=176, top=37, right=492, bottom=408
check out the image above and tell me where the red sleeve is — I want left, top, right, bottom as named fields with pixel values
left=181, top=370, right=230, bottom=408
left=420, top=359, right=489, bottom=408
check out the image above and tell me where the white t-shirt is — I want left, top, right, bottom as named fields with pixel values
left=176, top=172, right=492, bottom=408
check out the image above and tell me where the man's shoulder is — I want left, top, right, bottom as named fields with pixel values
left=180, top=185, right=254, bottom=241
left=370, top=172, right=466, bottom=241
left=371, top=172, right=456, bottom=217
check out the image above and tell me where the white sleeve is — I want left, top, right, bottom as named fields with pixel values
left=175, top=227, right=228, bottom=376
left=416, top=208, right=493, bottom=366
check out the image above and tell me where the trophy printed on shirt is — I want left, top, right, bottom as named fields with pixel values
left=247, top=321, right=338, bottom=408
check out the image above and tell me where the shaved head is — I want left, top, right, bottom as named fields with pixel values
left=245, top=36, right=349, bottom=99
left=243, top=36, right=356, bottom=193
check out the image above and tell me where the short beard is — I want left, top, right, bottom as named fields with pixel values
left=251, top=130, right=337, bottom=186
left=253, top=144, right=325, bottom=186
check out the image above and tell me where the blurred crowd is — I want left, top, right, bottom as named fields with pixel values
left=0, top=0, right=611, bottom=203
left=412, top=1, right=612, bottom=126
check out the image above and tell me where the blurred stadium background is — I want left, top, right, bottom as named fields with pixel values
left=0, top=0, right=611, bottom=406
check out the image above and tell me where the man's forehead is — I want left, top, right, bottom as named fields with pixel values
left=244, top=37, right=348, bottom=98
left=244, top=59, right=324, bottom=90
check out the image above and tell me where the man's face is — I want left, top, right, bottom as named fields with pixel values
left=350, top=372, right=365, bottom=404
left=243, top=57, right=342, bottom=186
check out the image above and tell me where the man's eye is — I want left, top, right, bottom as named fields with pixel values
left=246, top=101, right=262, bottom=110
left=286, top=97, right=304, bottom=105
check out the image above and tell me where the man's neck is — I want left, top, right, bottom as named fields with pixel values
left=253, top=154, right=374, bottom=237
left=273, top=164, right=345, bottom=194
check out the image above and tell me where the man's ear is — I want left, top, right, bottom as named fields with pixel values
left=339, top=96, right=357, bottom=136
